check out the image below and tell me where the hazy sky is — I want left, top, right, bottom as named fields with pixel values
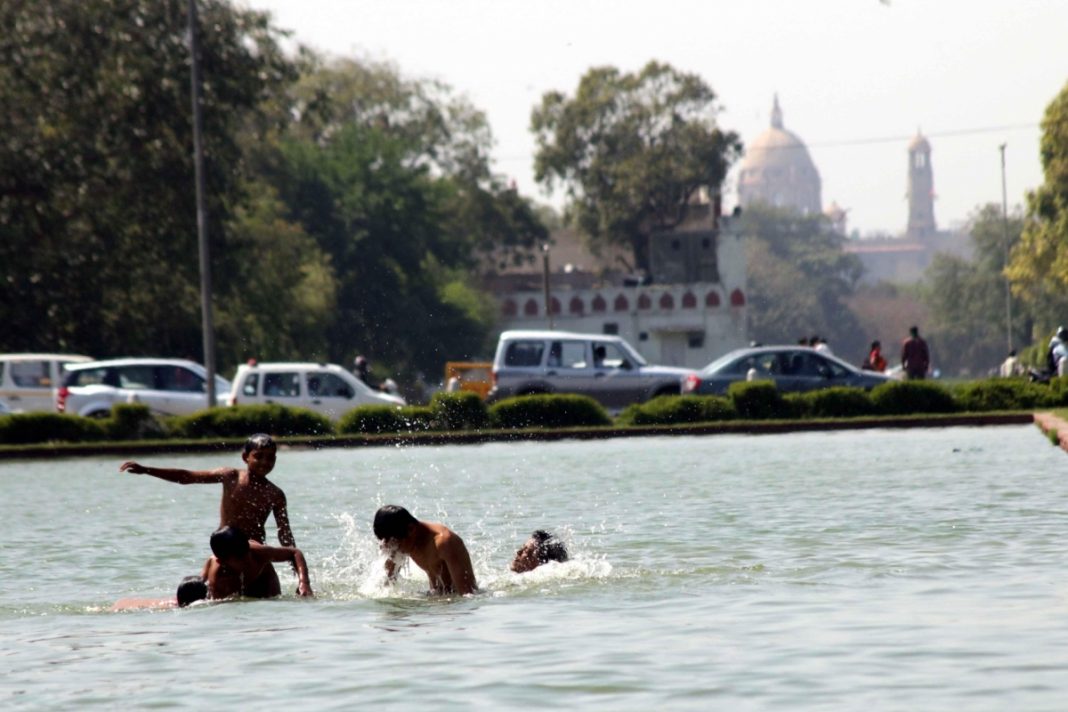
left=243, top=0, right=1067, bottom=236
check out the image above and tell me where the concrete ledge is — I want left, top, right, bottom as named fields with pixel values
left=1034, top=412, right=1068, bottom=453
left=0, top=412, right=1036, bottom=461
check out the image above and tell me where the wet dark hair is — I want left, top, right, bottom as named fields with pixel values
left=210, top=525, right=250, bottom=560
left=176, top=575, right=208, bottom=607
left=373, top=505, right=418, bottom=541
left=243, top=433, right=276, bottom=455
left=530, top=530, right=569, bottom=564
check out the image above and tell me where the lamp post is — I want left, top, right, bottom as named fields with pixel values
left=999, top=143, right=1013, bottom=353
left=187, top=0, right=217, bottom=407
left=541, top=243, right=554, bottom=330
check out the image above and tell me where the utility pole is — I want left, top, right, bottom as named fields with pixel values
left=541, top=243, right=554, bottom=330
left=999, top=143, right=1013, bottom=353
left=188, top=0, right=217, bottom=407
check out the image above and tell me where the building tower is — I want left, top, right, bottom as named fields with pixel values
left=737, top=95, right=822, bottom=215
left=906, top=131, right=936, bottom=239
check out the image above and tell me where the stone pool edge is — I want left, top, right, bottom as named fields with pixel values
left=0, top=412, right=1036, bottom=460
left=1033, top=411, right=1068, bottom=454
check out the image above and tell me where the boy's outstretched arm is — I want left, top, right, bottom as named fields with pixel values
left=254, top=542, right=313, bottom=597
left=120, top=461, right=233, bottom=485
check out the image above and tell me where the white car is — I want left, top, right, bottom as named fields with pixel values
left=58, top=358, right=230, bottom=418
left=228, top=361, right=405, bottom=420
left=0, top=353, right=92, bottom=413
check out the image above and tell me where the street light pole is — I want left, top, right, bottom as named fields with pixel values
left=187, top=0, right=217, bottom=407
left=541, top=243, right=554, bottom=330
left=999, top=143, right=1013, bottom=353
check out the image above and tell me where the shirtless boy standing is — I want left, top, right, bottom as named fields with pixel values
left=119, top=434, right=294, bottom=548
left=202, top=525, right=312, bottom=599
left=373, top=505, right=478, bottom=595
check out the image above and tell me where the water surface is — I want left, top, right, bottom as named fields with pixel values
left=2, top=426, right=1067, bottom=709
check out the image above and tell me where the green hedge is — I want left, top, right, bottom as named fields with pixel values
left=728, top=381, right=792, bottom=420
left=788, top=387, right=877, bottom=419
left=617, top=395, right=735, bottom=426
left=869, top=380, right=957, bottom=416
left=0, top=412, right=108, bottom=444
left=489, top=394, right=611, bottom=429
left=337, top=405, right=438, bottom=434
left=429, top=391, right=489, bottom=430
left=952, top=378, right=1059, bottom=412
left=169, top=404, right=334, bottom=439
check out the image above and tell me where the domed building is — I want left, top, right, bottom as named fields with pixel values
left=737, top=95, right=822, bottom=215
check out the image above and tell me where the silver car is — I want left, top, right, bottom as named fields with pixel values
left=58, top=358, right=230, bottom=417
left=487, top=330, right=694, bottom=409
left=682, top=345, right=892, bottom=396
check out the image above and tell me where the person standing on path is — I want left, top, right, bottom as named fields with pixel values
left=901, top=326, right=930, bottom=380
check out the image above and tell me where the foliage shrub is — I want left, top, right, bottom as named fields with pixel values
left=337, top=405, right=407, bottom=434
left=169, top=405, right=334, bottom=439
left=617, top=395, right=735, bottom=426
left=869, top=380, right=957, bottom=416
left=106, top=403, right=167, bottom=440
left=790, top=387, right=876, bottom=419
left=727, top=381, right=792, bottom=420
left=430, top=391, right=488, bottom=430
left=489, top=394, right=611, bottom=429
left=952, top=378, right=1057, bottom=412
left=1043, top=376, right=1068, bottom=406
left=0, top=413, right=107, bottom=444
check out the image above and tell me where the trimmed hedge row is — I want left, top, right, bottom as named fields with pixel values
left=0, top=377, right=1062, bottom=445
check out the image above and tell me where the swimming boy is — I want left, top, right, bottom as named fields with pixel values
left=119, top=434, right=295, bottom=549
left=111, top=575, right=209, bottom=611
left=372, top=505, right=478, bottom=595
left=510, top=530, right=569, bottom=573
left=202, top=525, right=313, bottom=599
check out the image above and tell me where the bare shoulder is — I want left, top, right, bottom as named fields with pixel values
left=435, top=526, right=467, bottom=551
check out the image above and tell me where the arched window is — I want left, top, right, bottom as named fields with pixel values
left=501, top=299, right=518, bottom=317
left=730, top=289, right=746, bottom=307
left=524, top=298, right=539, bottom=316
left=682, top=292, right=697, bottom=309
left=592, top=294, right=607, bottom=313
left=549, top=297, right=561, bottom=315
left=614, top=294, right=629, bottom=312
left=659, top=293, right=674, bottom=310
left=637, top=293, right=652, bottom=310
left=705, top=291, right=721, bottom=308
left=569, top=296, right=584, bottom=315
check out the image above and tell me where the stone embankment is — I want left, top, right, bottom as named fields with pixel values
left=1033, top=412, right=1068, bottom=454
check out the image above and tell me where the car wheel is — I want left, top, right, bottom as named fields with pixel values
left=86, top=410, right=111, bottom=419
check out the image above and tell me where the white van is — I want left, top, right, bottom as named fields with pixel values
left=228, top=362, right=405, bottom=421
left=0, top=353, right=92, bottom=413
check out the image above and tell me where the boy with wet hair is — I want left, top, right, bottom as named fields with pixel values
left=110, top=575, right=208, bottom=611
left=119, top=434, right=296, bottom=550
left=202, top=525, right=313, bottom=599
left=373, top=505, right=478, bottom=595
left=511, top=530, right=569, bottom=573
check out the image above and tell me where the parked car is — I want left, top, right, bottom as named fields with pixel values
left=228, top=361, right=405, bottom=420
left=682, top=345, right=892, bottom=395
left=487, top=330, right=694, bottom=409
left=0, top=353, right=92, bottom=413
left=58, top=358, right=230, bottom=417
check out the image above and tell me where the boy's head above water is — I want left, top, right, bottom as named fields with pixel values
left=373, top=505, right=418, bottom=546
left=511, top=530, right=569, bottom=573
left=176, top=575, right=208, bottom=607
left=210, top=525, right=250, bottom=565
left=241, top=433, right=277, bottom=475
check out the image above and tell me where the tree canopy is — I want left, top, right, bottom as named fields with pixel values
left=531, top=61, right=741, bottom=274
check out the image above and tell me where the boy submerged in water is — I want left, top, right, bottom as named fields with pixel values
left=202, top=525, right=313, bottom=599
left=510, top=530, right=569, bottom=573
left=119, top=434, right=295, bottom=549
left=373, top=505, right=478, bottom=595
left=111, top=575, right=209, bottom=611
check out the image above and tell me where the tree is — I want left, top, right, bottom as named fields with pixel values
left=1007, top=79, right=1068, bottom=341
left=531, top=61, right=742, bottom=274
left=738, top=204, right=865, bottom=358
left=0, top=0, right=294, bottom=358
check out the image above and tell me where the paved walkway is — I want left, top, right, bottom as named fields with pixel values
left=1034, top=412, right=1068, bottom=453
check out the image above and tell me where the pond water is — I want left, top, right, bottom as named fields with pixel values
left=2, top=425, right=1068, bottom=710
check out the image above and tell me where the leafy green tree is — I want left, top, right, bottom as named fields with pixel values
left=922, top=204, right=1031, bottom=376
left=531, top=61, right=742, bottom=274
left=739, top=204, right=865, bottom=357
left=0, top=0, right=294, bottom=358
left=1007, top=79, right=1068, bottom=342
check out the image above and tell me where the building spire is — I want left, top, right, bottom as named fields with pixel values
left=771, top=93, right=783, bottom=129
